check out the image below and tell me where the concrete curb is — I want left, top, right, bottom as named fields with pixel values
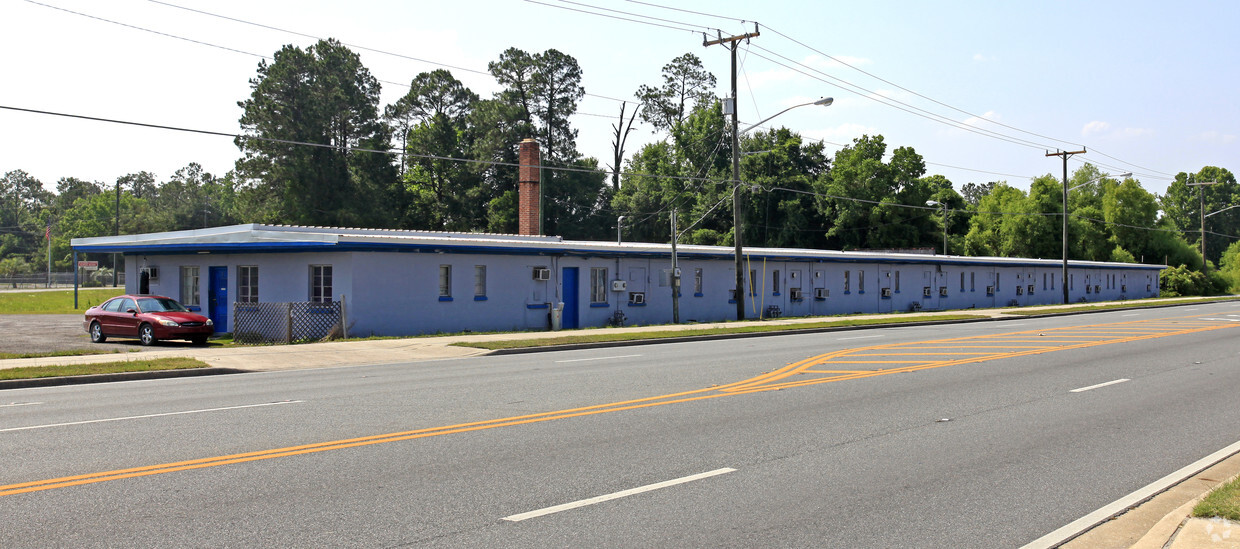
left=0, top=367, right=249, bottom=390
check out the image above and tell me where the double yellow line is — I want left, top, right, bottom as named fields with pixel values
left=3, top=314, right=1235, bottom=497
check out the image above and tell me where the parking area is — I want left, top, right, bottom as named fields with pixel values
left=0, top=314, right=181, bottom=355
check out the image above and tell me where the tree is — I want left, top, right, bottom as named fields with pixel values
left=960, top=181, right=996, bottom=207
left=740, top=127, right=830, bottom=249
left=385, top=69, right=479, bottom=175
left=489, top=47, right=584, bottom=163
left=635, top=53, right=717, bottom=134
left=815, top=135, right=930, bottom=250
left=235, top=38, right=396, bottom=227
left=1159, top=167, right=1239, bottom=267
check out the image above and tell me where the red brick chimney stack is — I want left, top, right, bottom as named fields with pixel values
left=518, top=138, right=541, bottom=236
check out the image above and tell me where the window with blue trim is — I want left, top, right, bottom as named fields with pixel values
left=693, top=268, right=703, bottom=296
left=310, top=265, right=332, bottom=303
left=590, top=267, right=607, bottom=304
left=474, top=265, right=486, bottom=300
left=439, top=264, right=452, bottom=301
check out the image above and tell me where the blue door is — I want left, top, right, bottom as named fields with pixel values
left=562, top=267, right=579, bottom=329
left=208, top=266, right=227, bottom=333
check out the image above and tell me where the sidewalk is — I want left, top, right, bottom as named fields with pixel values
left=3, top=296, right=1237, bottom=548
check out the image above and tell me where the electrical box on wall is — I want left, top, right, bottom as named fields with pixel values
left=611, top=280, right=627, bottom=292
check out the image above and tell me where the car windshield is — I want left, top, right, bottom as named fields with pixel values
left=136, top=297, right=189, bottom=313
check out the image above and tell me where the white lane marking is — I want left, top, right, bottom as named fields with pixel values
left=837, top=335, right=883, bottom=341
left=997, top=323, right=1028, bottom=327
left=1, top=402, right=42, bottom=408
left=554, top=354, right=642, bottom=364
left=1069, top=379, right=1131, bottom=393
left=503, top=468, right=737, bottom=522
left=1184, top=308, right=1198, bottom=311
left=1021, top=438, right=1240, bottom=549
left=1201, top=318, right=1240, bottom=322
left=1120, top=313, right=1140, bottom=317
left=0, top=401, right=302, bottom=433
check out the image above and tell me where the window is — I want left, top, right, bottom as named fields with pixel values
left=773, top=270, right=781, bottom=294
left=970, top=272, right=975, bottom=292
left=996, top=273, right=1001, bottom=291
left=439, top=265, right=452, bottom=298
left=749, top=269, right=757, bottom=296
left=844, top=270, right=851, bottom=293
left=590, top=267, right=607, bottom=303
left=894, top=271, right=901, bottom=293
left=238, top=266, right=258, bottom=303
left=310, top=265, right=332, bottom=303
left=475, top=265, right=487, bottom=298
left=961, top=272, right=966, bottom=292
left=179, top=266, right=200, bottom=307
left=694, top=268, right=703, bottom=295
left=858, top=270, right=865, bottom=292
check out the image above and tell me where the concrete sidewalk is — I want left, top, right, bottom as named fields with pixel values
left=3, top=296, right=1237, bottom=548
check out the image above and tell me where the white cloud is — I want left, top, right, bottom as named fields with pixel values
left=1082, top=121, right=1112, bottom=136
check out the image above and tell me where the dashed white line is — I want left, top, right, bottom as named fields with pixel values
left=837, top=335, right=883, bottom=341
left=0, top=402, right=42, bottom=408
left=0, top=400, right=302, bottom=433
left=503, top=468, right=737, bottom=522
left=1120, top=313, right=1140, bottom=317
left=554, top=354, right=642, bottom=363
left=1070, top=379, right=1130, bottom=393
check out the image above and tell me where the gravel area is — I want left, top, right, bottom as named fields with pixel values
left=0, top=314, right=156, bottom=355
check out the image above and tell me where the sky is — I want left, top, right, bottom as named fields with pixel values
left=2, top=0, right=1238, bottom=198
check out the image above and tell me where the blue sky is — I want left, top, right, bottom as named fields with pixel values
left=3, top=0, right=1237, bottom=197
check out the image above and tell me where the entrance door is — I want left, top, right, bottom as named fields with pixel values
left=208, top=266, right=227, bottom=333
left=561, top=267, right=579, bottom=329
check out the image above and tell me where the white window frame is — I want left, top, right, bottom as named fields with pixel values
left=180, top=266, right=200, bottom=307
left=590, top=267, right=608, bottom=303
left=474, top=265, right=486, bottom=297
left=238, top=265, right=258, bottom=303
left=439, top=265, right=452, bottom=298
left=310, top=265, right=333, bottom=303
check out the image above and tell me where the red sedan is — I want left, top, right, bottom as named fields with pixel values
left=84, top=294, right=215, bottom=346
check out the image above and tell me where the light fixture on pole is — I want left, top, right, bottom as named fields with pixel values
left=1188, top=179, right=1219, bottom=276
left=728, top=97, right=833, bottom=320
left=925, top=200, right=947, bottom=255
left=1062, top=171, right=1130, bottom=304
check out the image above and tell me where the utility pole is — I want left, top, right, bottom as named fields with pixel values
left=1187, top=177, right=1219, bottom=278
left=705, top=25, right=759, bottom=321
left=1047, top=148, right=1087, bottom=304
left=670, top=208, right=680, bottom=324
left=114, top=181, right=120, bottom=288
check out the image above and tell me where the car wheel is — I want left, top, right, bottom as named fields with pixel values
left=89, top=322, right=107, bottom=343
left=190, top=336, right=208, bottom=346
left=139, top=324, right=156, bottom=346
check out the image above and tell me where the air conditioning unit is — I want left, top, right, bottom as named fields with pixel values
left=1016, top=286, right=1024, bottom=295
left=628, top=292, right=645, bottom=305
left=1094, top=285, right=1101, bottom=294
left=1121, top=284, right=1127, bottom=293
left=939, top=286, right=948, bottom=297
left=1085, top=285, right=1092, bottom=294
left=141, top=266, right=159, bottom=281
left=814, top=288, right=829, bottom=299
left=532, top=267, right=550, bottom=281
left=611, top=280, right=627, bottom=292
left=1027, top=284, right=1034, bottom=294
left=881, top=288, right=893, bottom=298
left=789, top=288, right=803, bottom=300
left=922, top=286, right=932, bottom=297
left=986, top=285, right=995, bottom=296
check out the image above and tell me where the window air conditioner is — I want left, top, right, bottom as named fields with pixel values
left=881, top=288, right=893, bottom=298
left=1094, top=285, right=1101, bottom=294
left=986, top=286, right=995, bottom=296
left=922, top=286, right=932, bottom=297
left=611, top=280, right=627, bottom=292
left=1016, top=286, right=1024, bottom=295
left=789, top=288, right=802, bottom=300
left=814, top=288, right=829, bottom=299
left=1027, top=284, right=1034, bottom=294
left=1121, top=285, right=1127, bottom=293
left=939, top=286, right=948, bottom=297
left=629, top=292, right=645, bottom=305
left=141, top=266, right=159, bottom=281
left=532, top=267, right=550, bottom=281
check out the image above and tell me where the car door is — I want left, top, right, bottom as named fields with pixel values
left=113, top=297, right=141, bottom=336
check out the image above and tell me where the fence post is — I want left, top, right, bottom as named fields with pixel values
left=340, top=294, right=348, bottom=339
left=285, top=302, right=292, bottom=344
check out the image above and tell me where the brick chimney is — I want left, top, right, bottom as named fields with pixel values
left=518, top=138, right=541, bottom=236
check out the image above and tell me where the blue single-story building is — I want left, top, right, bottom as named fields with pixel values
left=71, top=223, right=1166, bottom=337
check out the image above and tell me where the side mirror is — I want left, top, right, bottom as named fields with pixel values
left=126, top=309, right=137, bottom=314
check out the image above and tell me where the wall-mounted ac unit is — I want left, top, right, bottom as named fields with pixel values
left=1085, top=285, right=1092, bottom=294
left=141, top=266, right=159, bottom=281
left=986, top=285, right=995, bottom=296
left=1027, top=284, right=1034, bottom=295
left=939, top=286, right=948, bottom=297
left=1121, top=284, right=1127, bottom=293
left=814, top=288, right=829, bottom=299
left=1094, top=285, right=1101, bottom=294
left=922, top=286, right=932, bottom=297
left=611, top=280, right=627, bottom=292
left=1016, top=286, right=1024, bottom=295
left=881, top=288, right=893, bottom=298
left=532, top=267, right=550, bottom=281
left=789, top=288, right=802, bottom=300
left=628, top=292, right=645, bottom=304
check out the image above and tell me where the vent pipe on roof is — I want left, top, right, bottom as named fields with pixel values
left=518, top=138, right=541, bottom=236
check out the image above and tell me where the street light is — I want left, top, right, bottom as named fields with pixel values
left=1187, top=179, right=1218, bottom=276
left=729, top=97, right=833, bottom=320
left=926, top=200, right=948, bottom=255
left=1062, top=172, right=1131, bottom=304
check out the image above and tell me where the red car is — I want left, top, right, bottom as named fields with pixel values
left=84, top=294, right=214, bottom=346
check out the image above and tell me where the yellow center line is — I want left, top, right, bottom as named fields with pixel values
left=4, top=314, right=1236, bottom=498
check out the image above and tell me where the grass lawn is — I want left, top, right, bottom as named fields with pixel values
left=1003, top=296, right=1240, bottom=316
left=0, top=349, right=133, bottom=360
left=0, top=288, right=121, bottom=314
left=452, top=314, right=986, bottom=350
left=1194, top=475, right=1240, bottom=522
left=0, top=357, right=211, bottom=380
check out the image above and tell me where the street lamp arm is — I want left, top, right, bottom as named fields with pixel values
left=1205, top=204, right=1240, bottom=218
left=1068, top=172, right=1132, bottom=192
left=739, top=97, right=832, bottom=135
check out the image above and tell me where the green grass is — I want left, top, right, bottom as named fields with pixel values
left=452, top=314, right=986, bottom=350
left=0, top=288, right=121, bottom=314
left=0, top=349, right=133, bottom=360
left=1003, top=296, right=1240, bottom=316
left=1194, top=475, right=1240, bottom=522
left=0, top=357, right=211, bottom=380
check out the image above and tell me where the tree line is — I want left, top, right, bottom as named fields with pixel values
left=2, top=39, right=1239, bottom=294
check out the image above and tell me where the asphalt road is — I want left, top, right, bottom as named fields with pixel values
left=2, top=303, right=1239, bottom=547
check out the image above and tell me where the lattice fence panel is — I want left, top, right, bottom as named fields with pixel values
left=233, top=301, right=343, bottom=345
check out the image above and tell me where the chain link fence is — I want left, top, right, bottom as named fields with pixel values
left=232, top=301, right=347, bottom=345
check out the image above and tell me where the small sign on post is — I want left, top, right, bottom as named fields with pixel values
left=77, top=260, right=99, bottom=270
